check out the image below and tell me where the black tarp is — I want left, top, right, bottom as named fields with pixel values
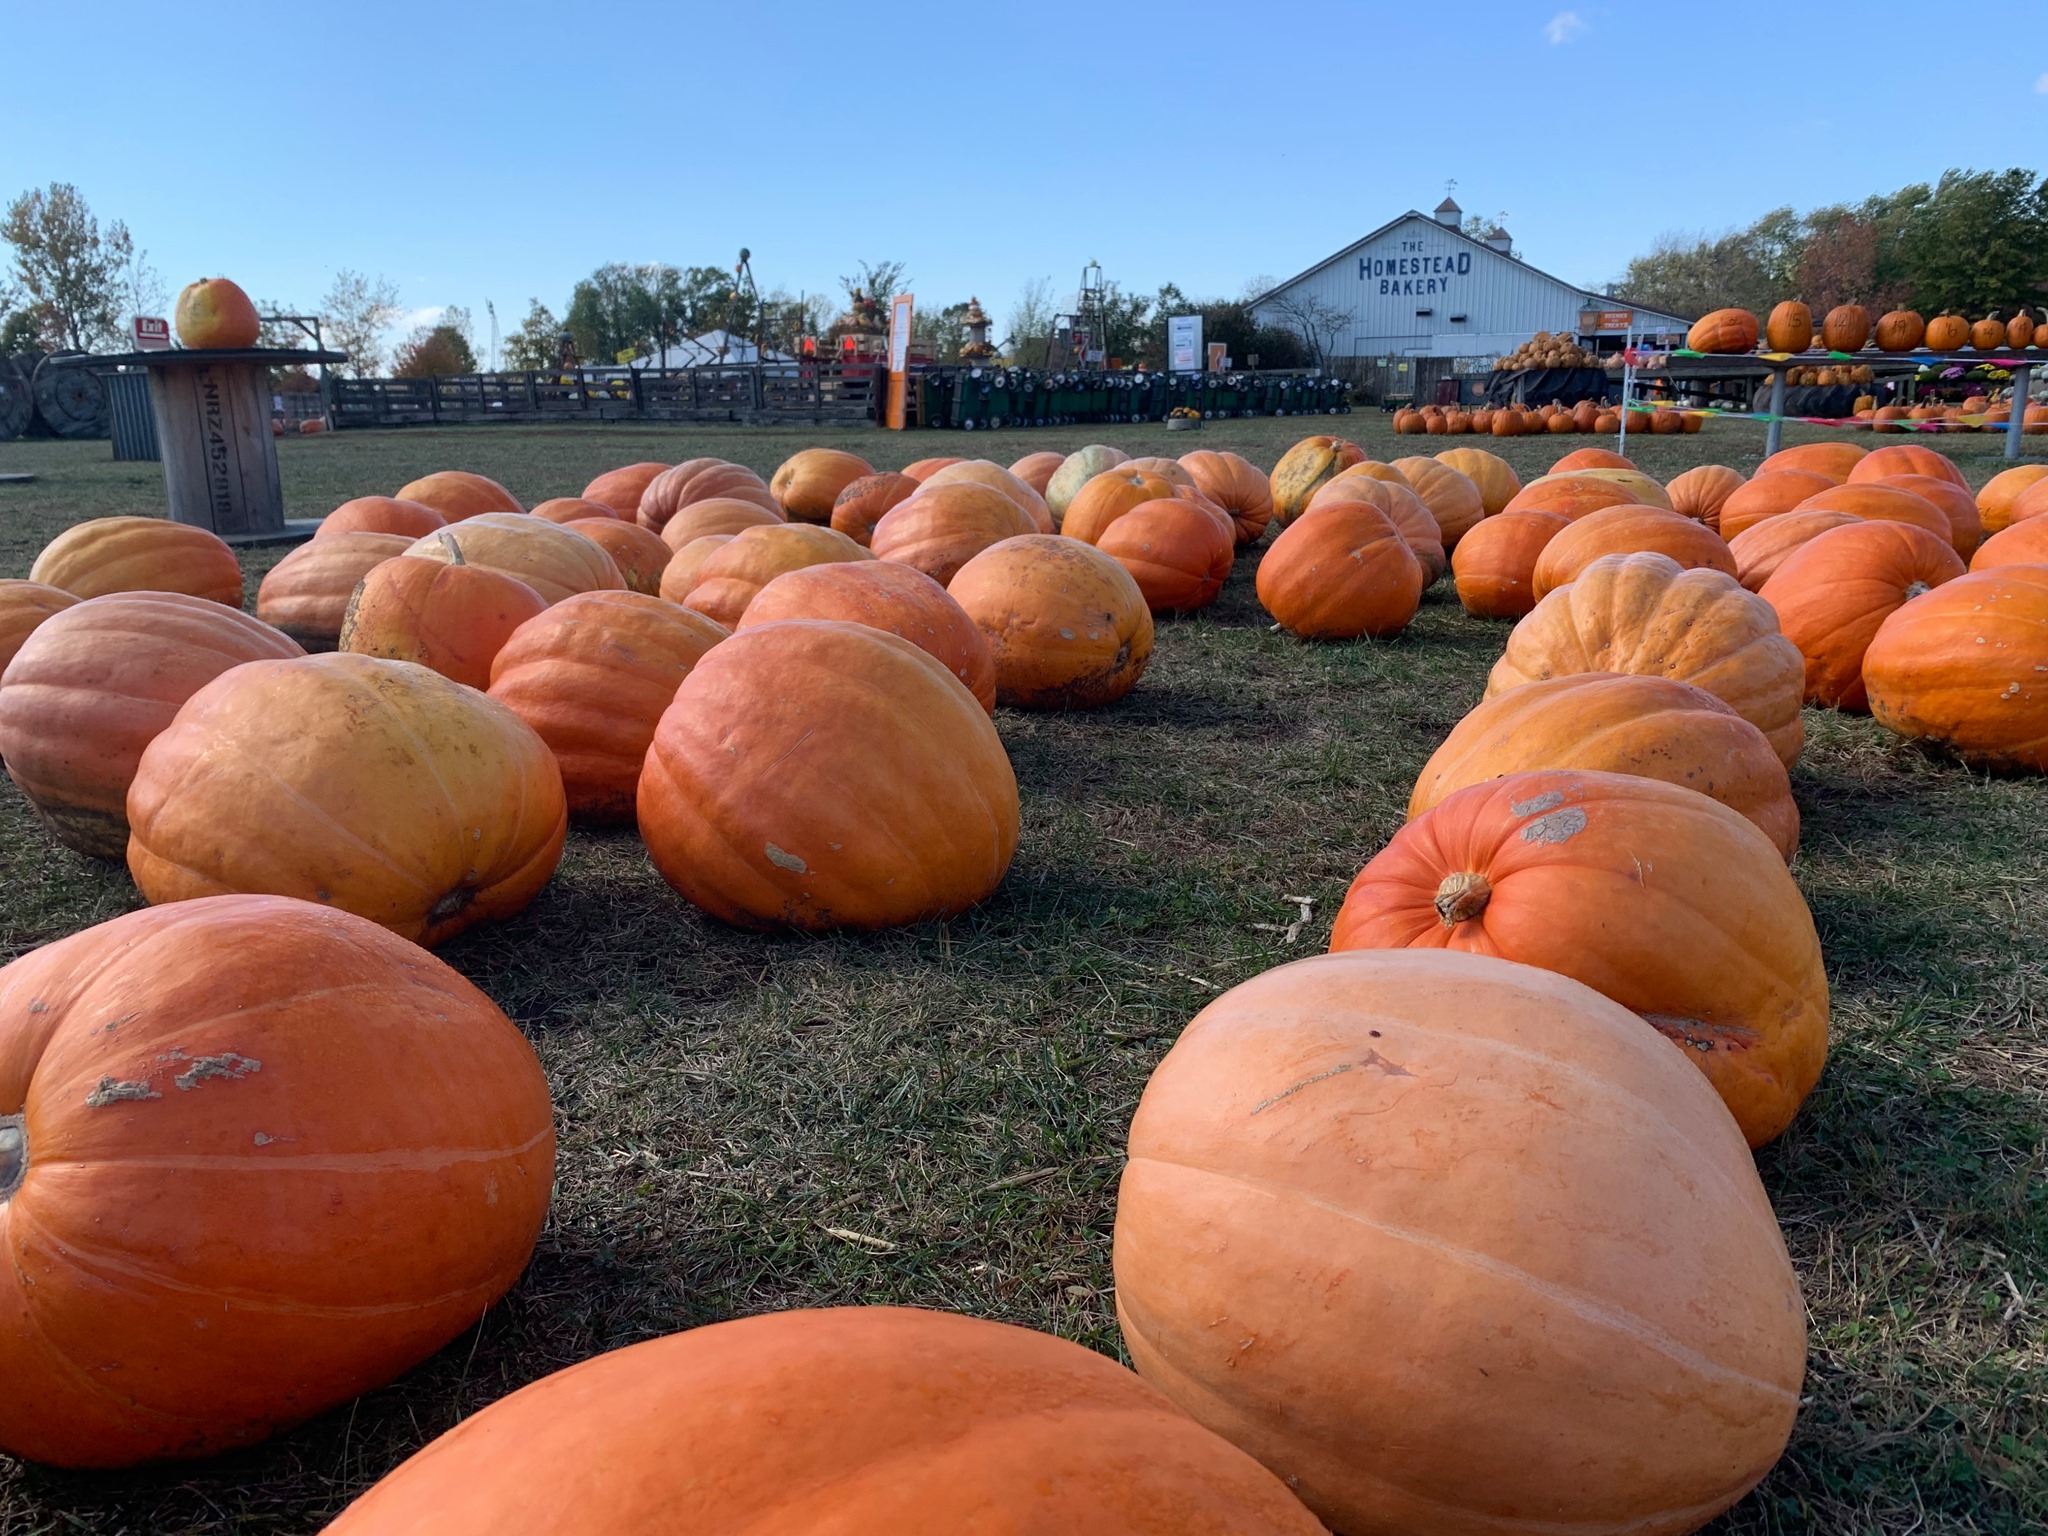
left=1483, top=367, right=1616, bottom=407
left=1779, top=385, right=1861, bottom=419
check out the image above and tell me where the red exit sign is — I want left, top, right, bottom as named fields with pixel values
left=134, top=316, right=172, bottom=350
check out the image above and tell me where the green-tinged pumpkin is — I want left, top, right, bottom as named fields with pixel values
left=1267, top=435, right=1366, bottom=526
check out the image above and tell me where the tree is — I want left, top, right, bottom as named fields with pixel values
left=1608, top=211, right=1795, bottom=321
left=322, top=269, right=402, bottom=377
left=1003, top=277, right=1055, bottom=367
left=1893, top=168, right=2048, bottom=315
left=1793, top=210, right=1902, bottom=316
left=1, top=182, right=136, bottom=351
left=503, top=299, right=563, bottom=371
left=566, top=264, right=657, bottom=364
left=840, top=260, right=909, bottom=307
left=0, top=307, right=39, bottom=354
left=1264, top=290, right=1350, bottom=367
left=392, top=322, right=479, bottom=377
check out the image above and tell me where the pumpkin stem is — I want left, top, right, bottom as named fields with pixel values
left=0, top=1114, right=23, bottom=1202
left=1434, top=871, right=1493, bottom=927
left=437, top=531, right=466, bottom=566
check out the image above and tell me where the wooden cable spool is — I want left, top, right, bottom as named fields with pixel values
left=0, top=355, right=33, bottom=441
left=30, top=352, right=109, bottom=439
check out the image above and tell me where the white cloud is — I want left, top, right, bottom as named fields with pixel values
left=2036, top=71, right=2048, bottom=94
left=1546, top=10, right=1588, bottom=44
left=395, top=305, right=446, bottom=332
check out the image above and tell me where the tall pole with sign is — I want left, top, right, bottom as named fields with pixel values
left=885, top=294, right=913, bottom=429
left=1167, top=315, right=1202, bottom=374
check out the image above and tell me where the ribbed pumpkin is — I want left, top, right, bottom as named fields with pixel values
left=1532, top=505, right=1737, bottom=600
left=1006, top=450, right=1065, bottom=496
left=1970, top=516, right=2048, bottom=572
left=1308, top=477, right=1446, bottom=583
left=1794, top=483, right=1951, bottom=542
left=1411, top=673, right=1798, bottom=858
left=682, top=524, right=873, bottom=628
left=1268, top=435, right=1365, bottom=525
left=1923, top=314, right=1970, bottom=351
left=564, top=517, right=671, bottom=596
left=325, top=1308, right=1323, bottom=1536
left=1387, top=455, right=1484, bottom=548
left=1821, top=304, right=1870, bottom=352
left=640, top=621, right=1017, bottom=928
left=1874, top=310, right=1925, bottom=351
left=1180, top=449, right=1276, bottom=547
left=1717, top=470, right=1838, bottom=539
left=949, top=536, right=1153, bottom=709
left=1097, top=499, right=1236, bottom=613
left=1559, top=467, right=1673, bottom=510
left=829, top=471, right=919, bottom=546
left=1488, top=553, right=1805, bottom=766
left=1333, top=769, right=1828, bottom=1146
left=867, top=483, right=1037, bottom=588
left=1759, top=441, right=1866, bottom=482
left=658, top=495, right=785, bottom=552
left=1323, top=460, right=1409, bottom=492
left=1451, top=509, right=1568, bottom=619
left=1113, top=948, right=1805, bottom=1536
left=579, top=461, right=669, bottom=516
left=393, top=471, right=522, bottom=521
left=341, top=548, right=549, bottom=690
left=1256, top=503, right=1424, bottom=641
left=127, top=654, right=566, bottom=944
left=1848, top=442, right=1966, bottom=489
left=1686, top=308, right=1760, bottom=353
left=0, top=594, right=304, bottom=858
left=1666, top=464, right=1746, bottom=529
left=255, top=531, right=410, bottom=649
left=1501, top=474, right=1641, bottom=521
left=657, top=535, right=734, bottom=604
left=636, top=459, right=777, bottom=532
left=0, top=580, right=79, bottom=675
left=770, top=448, right=874, bottom=523
left=1062, top=468, right=1184, bottom=545
left=1873, top=473, right=1982, bottom=558
left=403, top=513, right=623, bottom=606
left=738, top=561, right=996, bottom=713
left=900, top=455, right=964, bottom=482
left=1765, top=300, right=1813, bottom=353
left=528, top=496, right=618, bottom=525
left=316, top=496, right=448, bottom=541
left=2004, top=475, right=2048, bottom=528
left=921, top=461, right=1053, bottom=533
left=1550, top=447, right=1635, bottom=473
left=30, top=517, right=243, bottom=608
left=1759, top=520, right=1966, bottom=710
left=0, top=895, right=554, bottom=1471
left=486, top=591, right=726, bottom=821
left=1730, top=508, right=1862, bottom=591
left=1864, top=567, right=2048, bottom=770
left=1435, top=446, right=1521, bottom=515
left=1045, top=445, right=1131, bottom=527
left=1976, top=465, right=2048, bottom=533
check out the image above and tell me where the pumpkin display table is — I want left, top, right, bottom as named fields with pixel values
left=90, top=347, right=347, bottom=543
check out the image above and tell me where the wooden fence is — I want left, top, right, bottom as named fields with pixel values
left=328, top=363, right=882, bottom=429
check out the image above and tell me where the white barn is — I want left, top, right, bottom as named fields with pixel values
left=1248, top=198, right=1689, bottom=365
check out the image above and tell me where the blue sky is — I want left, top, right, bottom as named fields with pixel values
left=7, top=1, right=2045, bottom=356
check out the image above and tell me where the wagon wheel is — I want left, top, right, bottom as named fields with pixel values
left=0, top=355, right=32, bottom=441
left=31, top=353, right=109, bottom=439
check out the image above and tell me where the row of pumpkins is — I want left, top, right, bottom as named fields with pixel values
left=1393, top=400, right=1703, bottom=436
left=0, top=431, right=2044, bottom=1532
left=1689, top=299, right=2043, bottom=355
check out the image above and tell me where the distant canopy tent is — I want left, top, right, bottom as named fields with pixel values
left=626, top=331, right=796, bottom=368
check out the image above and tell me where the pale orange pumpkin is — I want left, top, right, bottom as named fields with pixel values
left=340, top=546, right=550, bottom=690
left=921, top=461, right=1053, bottom=532
left=393, top=471, right=523, bottom=521
left=1007, top=450, right=1065, bottom=496
left=1061, top=468, right=1184, bottom=545
left=900, top=455, right=965, bottom=482
left=657, top=535, right=735, bottom=605
left=580, top=461, right=669, bottom=516
left=682, top=524, right=873, bottom=628
left=1793, top=483, right=1952, bottom=543
left=0, top=580, right=79, bottom=676
left=636, top=460, right=778, bottom=532
left=172, top=276, right=260, bottom=348
left=949, top=535, right=1154, bottom=709
left=1549, top=447, right=1635, bottom=473
left=1307, top=477, right=1445, bottom=584
left=527, top=496, right=618, bottom=524
left=1729, top=508, right=1862, bottom=591
left=658, top=496, right=786, bottom=552
left=1716, top=470, right=1838, bottom=539
left=770, top=448, right=875, bottom=523
left=564, top=517, right=673, bottom=596
left=829, top=471, right=920, bottom=546
left=1531, top=504, right=1737, bottom=599
left=403, top=513, right=625, bottom=605
left=1501, top=475, right=1641, bottom=521
left=30, top=517, right=244, bottom=608
left=1387, top=455, right=1484, bottom=548
left=317, top=496, right=448, bottom=541
left=869, top=482, right=1039, bottom=586
left=1756, top=441, right=1866, bottom=483
left=1434, top=445, right=1522, bottom=515
left=256, top=532, right=411, bottom=649
left=1665, top=465, right=1746, bottom=529
left=1847, top=443, right=1967, bottom=489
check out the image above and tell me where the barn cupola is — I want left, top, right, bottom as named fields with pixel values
left=1484, top=224, right=1512, bottom=254
left=1433, top=197, right=1462, bottom=227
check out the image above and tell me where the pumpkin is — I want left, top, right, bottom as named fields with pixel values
left=1874, top=310, right=1926, bottom=351
left=1501, top=474, right=1640, bottom=521
left=1764, top=300, right=1813, bottom=353
left=1268, top=435, right=1365, bottom=526
left=1256, top=503, right=1424, bottom=641
left=1730, top=508, right=1862, bottom=591
left=1061, top=468, right=1186, bottom=546
left=393, top=470, right=522, bottom=520
left=1434, top=446, right=1521, bottom=515
left=1848, top=443, right=1966, bottom=489
left=1759, top=521, right=1966, bottom=710
left=921, top=460, right=1053, bottom=532
left=1864, top=566, right=2048, bottom=770
left=0, top=580, right=79, bottom=676
left=1821, top=304, right=1870, bottom=352
left=1556, top=466, right=1673, bottom=510
left=171, top=276, right=260, bottom=349
left=1970, top=315, right=2006, bottom=350
left=0, top=894, right=554, bottom=1470
left=1758, top=441, right=1865, bottom=483
left=325, top=1306, right=1322, bottom=1536
left=1793, top=483, right=1952, bottom=543
left=1451, top=510, right=1568, bottom=619
left=1097, top=499, right=1236, bottom=613
left=1307, top=477, right=1445, bottom=584
left=255, top=532, right=410, bottom=649
left=1686, top=307, right=1760, bottom=353
left=1923, top=314, right=1970, bottom=351
left=1393, top=408, right=1426, bottom=434
left=869, top=482, right=1039, bottom=587
left=737, top=561, right=995, bottom=713
left=486, top=591, right=725, bottom=821
left=1666, top=464, right=1746, bottom=529
left=658, top=495, right=786, bottom=552
left=2008, top=309, right=2037, bottom=349
left=1549, top=447, right=1635, bottom=473
left=1593, top=410, right=1621, bottom=432
left=564, top=517, right=671, bottom=596
left=404, top=512, right=625, bottom=606
left=1489, top=409, right=1520, bottom=437
left=900, top=455, right=964, bottom=482
left=636, top=460, right=777, bottom=532
left=1648, top=407, right=1683, bottom=435
left=1531, top=505, right=1737, bottom=600
left=1970, top=516, right=2048, bottom=573
left=639, top=621, right=1017, bottom=928
left=580, top=461, right=669, bottom=516
left=1179, top=449, right=1276, bottom=547
left=1488, top=552, right=1806, bottom=766
left=1113, top=947, right=1805, bottom=1536
left=1332, top=769, right=1828, bottom=1145
left=0, top=594, right=303, bottom=858
left=770, top=448, right=875, bottom=523
left=340, top=547, right=549, bottom=691
left=1324, top=460, right=1408, bottom=492
left=1976, top=465, right=2048, bottom=533
left=317, top=496, right=447, bottom=541
left=128, top=654, right=566, bottom=942
left=683, top=524, right=873, bottom=628
left=1044, top=445, right=1130, bottom=526
left=1121, top=457, right=1202, bottom=488
left=527, top=496, right=618, bottom=524
left=30, top=517, right=243, bottom=608
left=1874, top=474, right=1982, bottom=559
left=1007, top=450, right=1065, bottom=496
left=1717, top=470, right=1838, bottom=539
left=830, top=471, right=919, bottom=546
left=949, top=535, right=1154, bottom=709
left=657, top=534, right=734, bottom=604
left=1387, top=456, right=1484, bottom=548
left=1871, top=405, right=1910, bottom=433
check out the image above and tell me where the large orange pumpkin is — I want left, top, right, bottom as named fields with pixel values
left=340, top=547, right=549, bottom=690
left=579, top=461, right=669, bottom=516
left=770, top=447, right=875, bottom=523
left=1410, top=674, right=1797, bottom=858
left=920, top=460, right=1053, bottom=532
left=1847, top=443, right=1966, bottom=489
left=127, top=654, right=567, bottom=944
left=1713, top=470, right=1836, bottom=539
left=1863, top=566, right=2048, bottom=770
left=325, top=1307, right=1323, bottom=1536
left=1450, top=509, right=1568, bottom=619
left=639, top=621, right=1018, bottom=928
left=829, top=471, right=919, bottom=546
left=1821, top=304, right=1870, bottom=352
left=738, top=560, right=995, bottom=712
left=1061, top=468, right=1184, bottom=545
left=1759, top=521, right=1966, bottom=709
left=316, top=496, right=447, bottom=541
left=393, top=470, right=522, bottom=520
left=1729, top=508, right=1862, bottom=591
left=1969, top=516, right=2048, bottom=573
left=1488, top=552, right=1806, bottom=766
left=1665, top=464, right=1746, bottom=529
left=564, top=516, right=671, bottom=596
left=1793, top=482, right=1951, bottom=542
left=1549, top=447, right=1635, bottom=474
left=1097, top=498, right=1236, bottom=613
left=2006, top=475, right=2048, bottom=529
left=1256, top=503, right=1424, bottom=640
left=1758, top=441, right=1866, bottom=482
left=900, top=455, right=965, bottom=482
left=1179, top=449, right=1276, bottom=547
left=1434, top=445, right=1520, bottom=515
left=683, top=524, right=873, bottom=628
left=636, top=460, right=777, bottom=533
left=255, top=531, right=410, bottom=649
left=1006, top=449, right=1065, bottom=496
left=0, top=594, right=303, bottom=857
left=949, top=535, right=1154, bottom=708
left=1307, top=476, right=1446, bottom=583
left=486, top=591, right=726, bottom=820
left=658, top=495, right=785, bottom=552
left=402, top=513, right=623, bottom=607
left=1113, top=948, right=1805, bottom=1536
left=1332, top=769, right=1828, bottom=1145
left=0, top=895, right=553, bottom=1468
left=527, top=496, right=618, bottom=525
left=657, top=534, right=734, bottom=604
left=1686, top=307, right=1760, bottom=353
left=171, top=276, right=260, bottom=348
left=1874, top=473, right=1982, bottom=558
left=1765, top=300, right=1813, bottom=353
left=870, top=482, right=1040, bottom=586
left=1268, top=435, right=1365, bottom=525
left=0, top=580, right=79, bottom=676
left=30, top=517, right=243, bottom=608
left=1501, top=474, right=1641, bottom=521
left=1045, top=445, right=1131, bottom=527
left=1976, top=465, right=2048, bottom=533
left=1386, top=455, right=1484, bottom=548
left=1874, top=310, right=1925, bottom=351
left=1531, top=505, right=1737, bottom=600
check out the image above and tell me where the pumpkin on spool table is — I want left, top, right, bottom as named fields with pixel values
left=340, top=546, right=549, bottom=690
left=1451, top=510, right=1568, bottom=620
left=830, top=471, right=920, bottom=546
left=1531, top=505, right=1737, bottom=600
left=1550, top=447, right=1635, bottom=474
left=1794, top=483, right=1952, bottom=543
left=1179, top=449, right=1276, bottom=547
left=1874, top=474, right=1982, bottom=558
left=1923, top=314, right=1970, bottom=351
left=1268, top=435, right=1366, bottom=525
left=1061, top=468, right=1186, bottom=546
left=527, top=497, right=618, bottom=525
left=949, top=536, right=1153, bottom=709
left=317, top=496, right=448, bottom=541
left=1489, top=552, right=1806, bottom=766
left=1729, top=508, right=1862, bottom=591
left=256, top=532, right=411, bottom=649
left=636, top=460, right=778, bottom=533
left=640, top=621, right=1017, bottom=928
left=171, top=276, right=261, bottom=348
left=869, top=482, right=1039, bottom=587
left=1717, top=470, right=1838, bottom=540
left=0, top=580, right=79, bottom=675
left=0, top=895, right=554, bottom=1470
left=404, top=513, right=624, bottom=606
left=770, top=448, right=875, bottom=523
left=1044, top=445, right=1130, bottom=527
left=1501, top=474, right=1641, bottom=521
left=1874, top=310, right=1926, bottom=351
left=1112, top=947, right=1805, bottom=1536
left=1666, top=464, right=1746, bottom=529
left=738, top=561, right=995, bottom=713
left=486, top=591, right=726, bottom=821
left=580, top=461, right=669, bottom=516
left=1849, top=442, right=1967, bottom=489
left=393, top=471, right=522, bottom=521
left=658, top=496, right=785, bottom=552
left=921, top=460, right=1053, bottom=532
left=0, top=594, right=304, bottom=858
left=1007, top=450, right=1065, bottom=496
left=1387, top=456, right=1484, bottom=548
left=1766, top=300, right=1814, bottom=353
left=1821, top=304, right=1870, bottom=352
left=1970, top=516, right=2048, bottom=572
left=682, top=524, right=872, bottom=628
left=1435, top=447, right=1520, bottom=516
left=1097, top=499, right=1235, bottom=614
left=1686, top=307, right=1760, bottom=353
left=565, top=517, right=671, bottom=596
left=127, top=654, right=567, bottom=944
left=30, top=517, right=244, bottom=608
left=1409, top=674, right=1797, bottom=858
left=1864, top=566, right=2048, bottom=770
left=1306, top=477, right=1445, bottom=584
left=1256, top=503, right=1423, bottom=641
left=1978, top=465, right=2048, bottom=533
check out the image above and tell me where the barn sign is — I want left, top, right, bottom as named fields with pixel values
left=1359, top=237, right=1473, bottom=297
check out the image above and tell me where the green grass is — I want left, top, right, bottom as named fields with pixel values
left=0, top=417, right=2043, bottom=1534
